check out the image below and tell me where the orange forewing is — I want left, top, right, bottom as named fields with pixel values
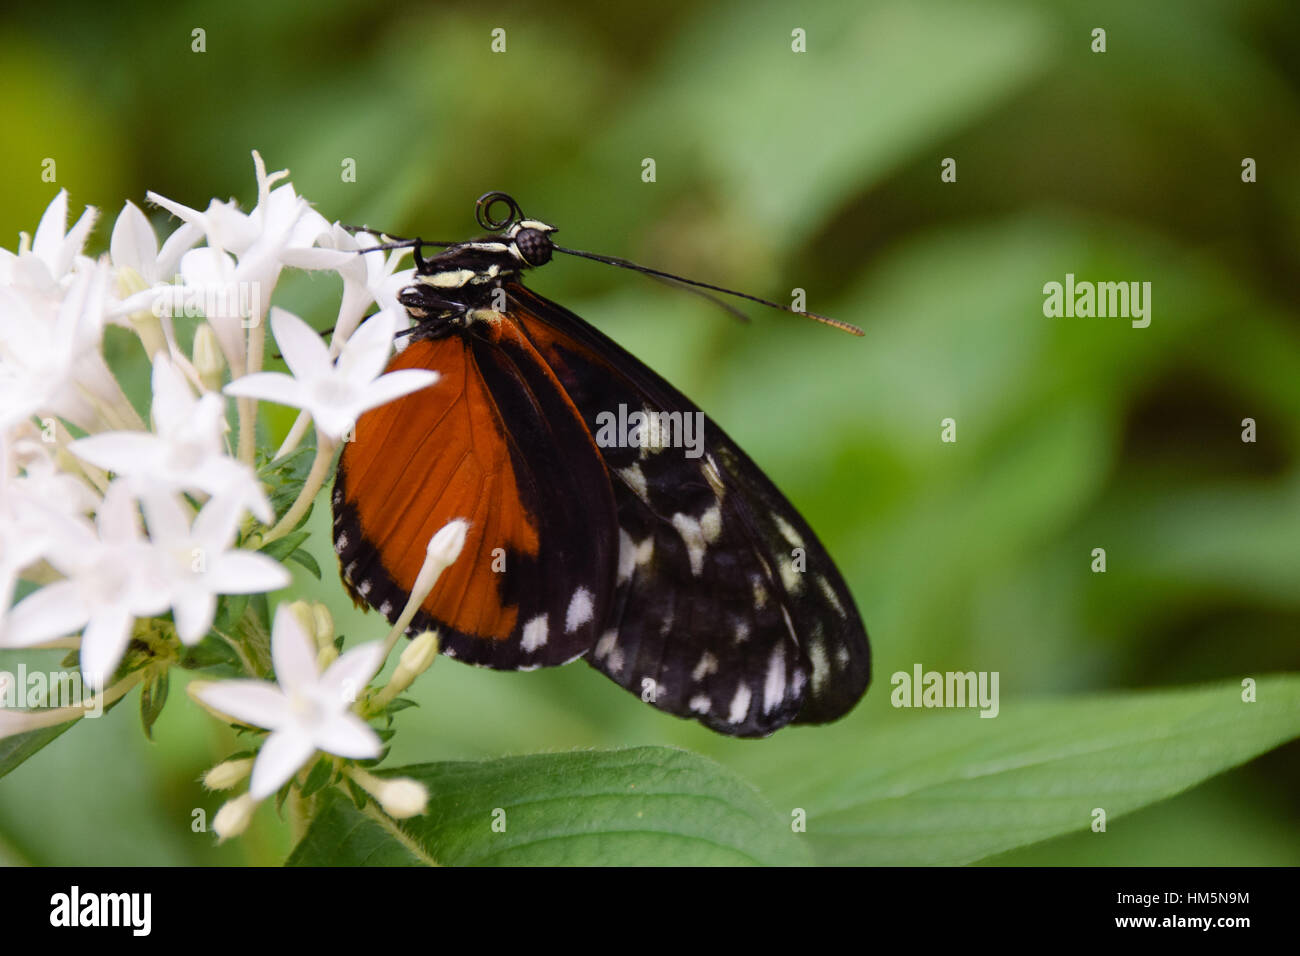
left=340, top=334, right=539, bottom=641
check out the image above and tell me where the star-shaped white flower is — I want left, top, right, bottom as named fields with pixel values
left=107, top=199, right=203, bottom=320
left=1, top=481, right=171, bottom=688
left=140, top=492, right=292, bottom=644
left=70, top=353, right=272, bottom=523
left=0, top=190, right=98, bottom=296
left=224, top=306, right=438, bottom=441
left=192, top=603, right=385, bottom=799
left=318, top=224, right=415, bottom=348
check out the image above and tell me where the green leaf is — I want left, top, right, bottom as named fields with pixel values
left=259, top=531, right=310, bottom=563
left=755, top=676, right=1300, bottom=866
left=138, top=670, right=169, bottom=741
left=178, top=633, right=244, bottom=675
left=299, top=757, right=334, bottom=799
left=0, top=722, right=80, bottom=781
left=286, top=548, right=321, bottom=579
left=286, top=747, right=809, bottom=867
left=287, top=789, right=423, bottom=866
left=0, top=688, right=130, bottom=780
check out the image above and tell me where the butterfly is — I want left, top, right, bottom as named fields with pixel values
left=331, top=192, right=870, bottom=737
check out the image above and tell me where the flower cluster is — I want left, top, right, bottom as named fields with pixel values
left=0, top=153, right=456, bottom=836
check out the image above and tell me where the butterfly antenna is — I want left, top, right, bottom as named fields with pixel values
left=551, top=244, right=864, bottom=336
left=644, top=272, right=751, bottom=324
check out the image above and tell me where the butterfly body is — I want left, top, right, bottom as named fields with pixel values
left=332, top=195, right=870, bottom=736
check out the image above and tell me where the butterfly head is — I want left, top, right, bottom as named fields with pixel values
left=506, top=219, right=556, bottom=267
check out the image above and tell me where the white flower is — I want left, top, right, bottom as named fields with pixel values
left=1, top=482, right=171, bottom=688
left=106, top=200, right=204, bottom=336
left=0, top=190, right=98, bottom=295
left=192, top=603, right=385, bottom=799
left=140, top=492, right=291, bottom=644
left=0, top=260, right=127, bottom=433
left=145, top=152, right=352, bottom=371
left=70, top=353, right=272, bottom=523
left=318, top=224, right=415, bottom=348
left=224, top=307, right=438, bottom=441
left=0, top=432, right=98, bottom=626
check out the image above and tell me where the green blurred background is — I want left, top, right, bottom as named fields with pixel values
left=1, top=0, right=1297, bottom=865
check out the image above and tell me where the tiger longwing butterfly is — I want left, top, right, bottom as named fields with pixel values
left=332, top=192, right=870, bottom=737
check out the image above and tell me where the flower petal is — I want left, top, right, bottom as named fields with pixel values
left=70, top=432, right=163, bottom=475
left=319, top=641, right=386, bottom=703
left=172, top=590, right=217, bottom=645
left=313, top=712, right=383, bottom=760
left=336, top=308, right=396, bottom=385
left=110, top=201, right=158, bottom=276
left=150, top=354, right=197, bottom=433
left=249, top=729, right=316, bottom=799
left=79, top=605, right=134, bottom=690
left=353, top=369, right=440, bottom=417
left=223, top=371, right=306, bottom=408
left=205, top=552, right=292, bottom=595
left=2, top=581, right=90, bottom=648
left=269, top=307, right=330, bottom=385
left=270, top=602, right=319, bottom=692
left=194, top=679, right=290, bottom=730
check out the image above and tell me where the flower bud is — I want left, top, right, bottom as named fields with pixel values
left=349, top=768, right=428, bottom=819
left=375, top=777, right=428, bottom=819
left=316, top=644, right=339, bottom=671
left=203, top=757, right=254, bottom=790
left=371, top=631, right=437, bottom=708
left=286, top=600, right=317, bottom=646
left=416, top=519, right=469, bottom=598
left=193, top=322, right=226, bottom=391
left=213, top=793, right=256, bottom=841
left=396, top=630, right=438, bottom=684
left=311, top=602, right=335, bottom=649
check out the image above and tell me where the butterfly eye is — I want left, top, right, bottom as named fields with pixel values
left=514, top=227, right=553, bottom=267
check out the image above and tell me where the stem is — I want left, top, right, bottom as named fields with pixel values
left=274, top=410, right=312, bottom=461
left=356, top=793, right=440, bottom=866
left=259, top=429, right=337, bottom=545
left=0, top=669, right=147, bottom=737
left=236, top=395, right=257, bottom=466
left=239, top=302, right=269, bottom=465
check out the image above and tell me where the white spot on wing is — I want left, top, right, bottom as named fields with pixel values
left=617, top=529, right=653, bottom=584
left=774, top=514, right=805, bottom=549
left=521, top=614, right=549, bottom=653
left=780, top=556, right=804, bottom=594
left=692, top=652, right=718, bottom=682
left=565, top=587, right=594, bottom=633
left=671, top=513, right=708, bottom=576
left=700, top=505, right=722, bottom=544
left=818, top=574, right=846, bottom=617
left=808, top=639, right=830, bottom=695
left=619, top=463, right=649, bottom=502
left=762, top=646, right=786, bottom=714
left=689, top=695, right=712, bottom=714
left=594, top=630, right=623, bottom=674
left=728, top=684, right=752, bottom=724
